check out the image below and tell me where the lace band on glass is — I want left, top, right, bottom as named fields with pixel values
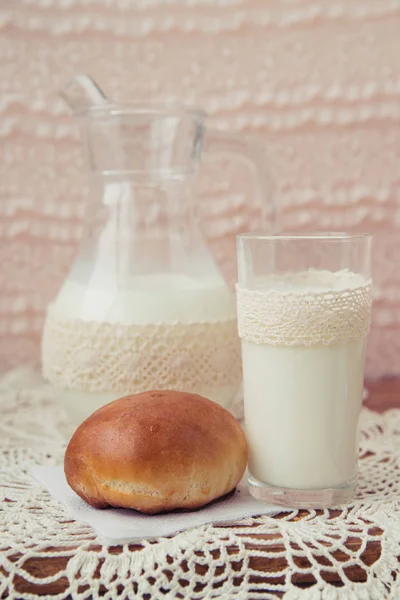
left=236, top=279, right=372, bottom=346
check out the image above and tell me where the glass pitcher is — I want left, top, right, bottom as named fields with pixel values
left=42, top=102, right=274, bottom=427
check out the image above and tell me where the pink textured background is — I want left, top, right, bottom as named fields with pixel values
left=1, top=0, right=400, bottom=377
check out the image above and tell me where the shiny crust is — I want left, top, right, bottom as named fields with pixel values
left=64, top=391, right=248, bottom=514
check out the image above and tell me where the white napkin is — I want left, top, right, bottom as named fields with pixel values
left=31, top=466, right=283, bottom=545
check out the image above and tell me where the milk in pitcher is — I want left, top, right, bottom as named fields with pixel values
left=43, top=272, right=240, bottom=425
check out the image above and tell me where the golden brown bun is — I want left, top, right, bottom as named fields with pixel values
left=64, top=390, right=248, bottom=514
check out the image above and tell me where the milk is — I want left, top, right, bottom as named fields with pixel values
left=243, top=339, right=365, bottom=489
left=240, top=270, right=368, bottom=491
left=45, top=273, right=239, bottom=425
left=53, top=273, right=235, bottom=324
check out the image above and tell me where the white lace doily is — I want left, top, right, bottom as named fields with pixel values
left=1, top=368, right=400, bottom=599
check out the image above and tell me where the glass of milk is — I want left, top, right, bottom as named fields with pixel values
left=236, top=233, right=372, bottom=508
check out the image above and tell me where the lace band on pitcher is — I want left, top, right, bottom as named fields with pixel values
left=42, top=307, right=242, bottom=393
left=236, top=279, right=372, bottom=346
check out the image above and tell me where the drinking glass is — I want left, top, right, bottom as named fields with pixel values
left=236, top=233, right=372, bottom=508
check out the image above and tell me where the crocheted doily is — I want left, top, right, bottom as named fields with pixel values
left=1, top=368, right=399, bottom=599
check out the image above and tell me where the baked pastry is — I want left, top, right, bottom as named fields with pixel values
left=64, top=390, right=248, bottom=514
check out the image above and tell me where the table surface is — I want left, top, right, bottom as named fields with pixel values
left=6, top=378, right=400, bottom=599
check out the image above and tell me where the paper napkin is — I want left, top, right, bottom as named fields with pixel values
left=31, top=466, right=284, bottom=545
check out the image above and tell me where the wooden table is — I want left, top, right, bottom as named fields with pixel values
left=6, top=379, right=400, bottom=598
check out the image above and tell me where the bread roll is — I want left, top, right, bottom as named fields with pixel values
left=64, top=390, right=247, bottom=514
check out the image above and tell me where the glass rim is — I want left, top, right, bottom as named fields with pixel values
left=73, top=102, right=206, bottom=120
left=237, top=232, right=372, bottom=242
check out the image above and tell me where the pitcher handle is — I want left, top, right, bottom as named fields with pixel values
left=202, top=129, right=278, bottom=232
